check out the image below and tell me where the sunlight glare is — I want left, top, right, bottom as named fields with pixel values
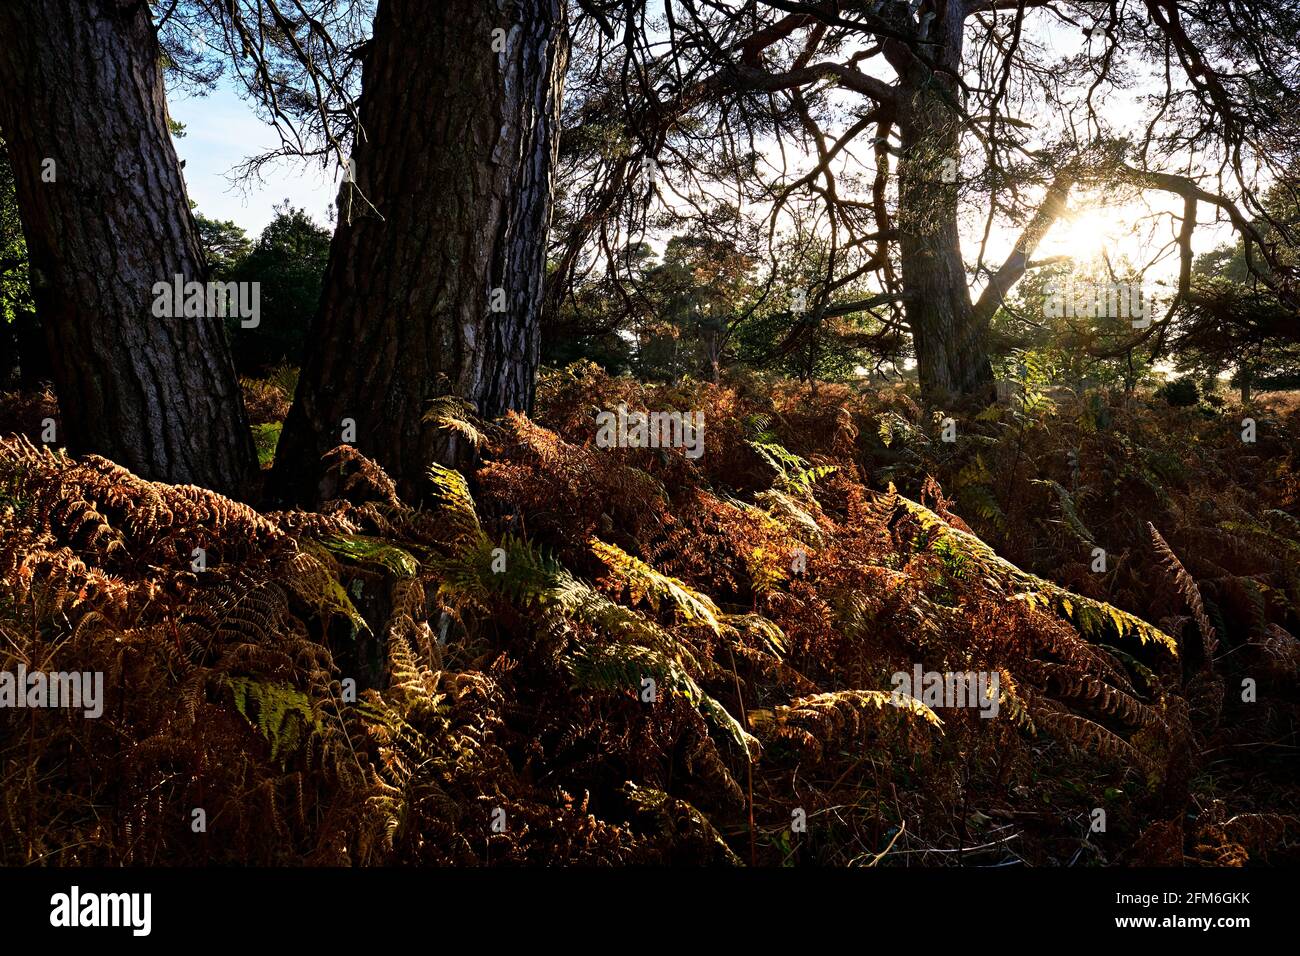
left=1050, top=206, right=1125, bottom=262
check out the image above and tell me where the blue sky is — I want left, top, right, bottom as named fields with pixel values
left=170, top=81, right=338, bottom=237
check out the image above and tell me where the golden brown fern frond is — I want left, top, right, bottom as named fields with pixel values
left=1033, top=704, right=1155, bottom=775
left=1149, top=523, right=1218, bottom=661
left=318, top=444, right=401, bottom=507
left=753, top=689, right=942, bottom=763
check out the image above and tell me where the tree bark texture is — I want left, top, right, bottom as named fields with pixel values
left=271, top=0, right=568, bottom=504
left=0, top=0, right=256, bottom=495
left=890, top=3, right=996, bottom=405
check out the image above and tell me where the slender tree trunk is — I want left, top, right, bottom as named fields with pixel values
left=0, top=0, right=255, bottom=494
left=890, top=9, right=995, bottom=406
left=270, top=0, right=568, bottom=505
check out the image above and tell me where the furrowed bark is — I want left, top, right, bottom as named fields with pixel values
left=891, top=7, right=995, bottom=405
left=0, top=0, right=255, bottom=495
left=270, top=0, right=568, bottom=505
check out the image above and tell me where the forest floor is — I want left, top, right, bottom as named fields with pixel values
left=1, top=363, right=1297, bottom=865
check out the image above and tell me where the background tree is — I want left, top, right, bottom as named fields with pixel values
left=635, top=226, right=761, bottom=382
left=546, top=212, right=905, bottom=384
left=194, top=212, right=252, bottom=280
left=227, top=202, right=331, bottom=373
left=0, top=140, right=37, bottom=389
left=1167, top=174, right=1300, bottom=401
left=1169, top=277, right=1300, bottom=402
left=0, top=0, right=255, bottom=493
left=552, top=0, right=1300, bottom=404
left=988, top=255, right=1162, bottom=395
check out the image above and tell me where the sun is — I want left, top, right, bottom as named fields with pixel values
left=1048, top=206, right=1125, bottom=262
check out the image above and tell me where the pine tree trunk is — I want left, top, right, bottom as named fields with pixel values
left=0, top=0, right=255, bottom=495
left=891, top=13, right=995, bottom=406
left=270, top=0, right=568, bottom=505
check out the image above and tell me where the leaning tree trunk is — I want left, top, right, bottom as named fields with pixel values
left=270, top=0, right=568, bottom=505
left=891, top=10, right=995, bottom=406
left=0, top=0, right=255, bottom=495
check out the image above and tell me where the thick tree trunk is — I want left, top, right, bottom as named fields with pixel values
left=896, top=185, right=994, bottom=404
left=0, top=0, right=255, bottom=495
left=896, top=135, right=995, bottom=403
left=891, top=9, right=995, bottom=406
left=270, top=0, right=568, bottom=505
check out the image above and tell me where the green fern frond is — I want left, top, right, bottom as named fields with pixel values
left=756, top=487, right=821, bottom=533
left=953, top=457, right=1008, bottom=533
left=896, top=496, right=1177, bottom=655
left=797, top=464, right=838, bottom=488
left=436, top=532, right=560, bottom=611
left=779, top=689, right=944, bottom=729
left=748, top=439, right=837, bottom=494
left=290, top=547, right=372, bottom=636
left=956, top=482, right=1007, bottom=534
left=565, top=642, right=758, bottom=756
left=1032, top=479, right=1095, bottom=545
left=323, top=534, right=419, bottom=578
left=876, top=411, right=925, bottom=449
left=591, top=538, right=721, bottom=634
left=551, top=574, right=710, bottom=676
left=724, top=613, right=788, bottom=657
left=749, top=439, right=807, bottom=477
left=621, top=782, right=743, bottom=865
left=225, top=677, right=320, bottom=762
left=749, top=688, right=944, bottom=763
left=426, top=463, right=481, bottom=545
left=742, top=412, right=775, bottom=443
